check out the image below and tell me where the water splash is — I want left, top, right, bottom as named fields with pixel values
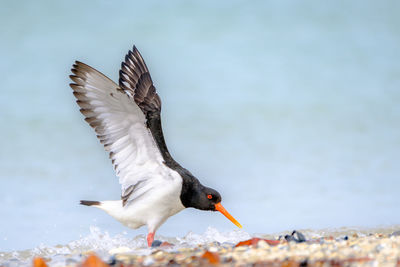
left=0, top=226, right=251, bottom=266
left=177, top=227, right=251, bottom=246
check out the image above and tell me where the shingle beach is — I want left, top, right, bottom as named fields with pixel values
left=8, top=227, right=399, bottom=267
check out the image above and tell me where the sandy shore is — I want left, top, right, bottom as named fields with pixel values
left=27, top=228, right=400, bottom=267
left=104, top=231, right=400, bottom=266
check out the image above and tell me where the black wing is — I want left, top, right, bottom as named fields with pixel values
left=119, top=46, right=180, bottom=169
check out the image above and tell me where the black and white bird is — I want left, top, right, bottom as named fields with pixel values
left=69, top=46, right=242, bottom=247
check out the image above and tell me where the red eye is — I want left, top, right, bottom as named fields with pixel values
left=207, top=194, right=212, bottom=199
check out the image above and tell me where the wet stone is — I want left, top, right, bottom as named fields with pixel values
left=201, top=251, right=220, bottom=264
left=285, top=230, right=307, bottom=243
left=294, top=231, right=307, bottom=242
left=143, top=257, right=155, bottom=266
left=151, top=240, right=163, bottom=247
left=107, top=255, right=117, bottom=266
left=3, top=228, right=400, bottom=267
left=390, top=231, right=400, bottom=237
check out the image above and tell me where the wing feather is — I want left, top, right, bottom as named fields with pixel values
left=69, top=61, right=167, bottom=204
left=119, top=46, right=161, bottom=116
left=118, top=46, right=180, bottom=170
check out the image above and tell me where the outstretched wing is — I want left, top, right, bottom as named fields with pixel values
left=70, top=60, right=171, bottom=206
left=119, top=46, right=179, bottom=169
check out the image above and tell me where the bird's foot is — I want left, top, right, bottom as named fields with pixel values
left=147, top=232, right=155, bottom=247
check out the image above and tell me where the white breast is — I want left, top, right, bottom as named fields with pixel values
left=99, top=168, right=185, bottom=232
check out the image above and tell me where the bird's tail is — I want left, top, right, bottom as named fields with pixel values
left=80, top=200, right=125, bottom=222
left=80, top=200, right=101, bottom=206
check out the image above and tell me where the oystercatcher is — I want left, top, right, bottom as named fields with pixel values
left=70, top=46, right=242, bottom=247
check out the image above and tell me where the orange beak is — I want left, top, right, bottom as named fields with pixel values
left=215, top=202, right=242, bottom=228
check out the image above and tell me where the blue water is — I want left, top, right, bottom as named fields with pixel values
left=1, top=0, right=400, bottom=252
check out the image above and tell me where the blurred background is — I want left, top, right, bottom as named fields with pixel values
left=1, top=0, right=399, bottom=251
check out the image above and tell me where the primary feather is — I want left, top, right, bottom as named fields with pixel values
left=70, top=54, right=175, bottom=207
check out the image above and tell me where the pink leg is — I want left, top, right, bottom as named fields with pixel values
left=147, top=232, right=155, bottom=247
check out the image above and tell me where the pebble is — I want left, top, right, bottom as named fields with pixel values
left=201, top=251, right=219, bottom=264
left=33, top=257, right=47, bottom=267
left=81, top=254, right=107, bottom=267
left=143, top=257, right=155, bottom=266
left=152, top=251, right=164, bottom=260
left=151, top=240, right=163, bottom=247
left=257, top=240, right=269, bottom=248
left=9, top=230, right=400, bottom=267
left=285, top=230, right=307, bottom=243
left=391, top=231, right=400, bottom=237
left=233, top=246, right=248, bottom=252
left=108, top=247, right=132, bottom=254
left=208, top=246, right=218, bottom=252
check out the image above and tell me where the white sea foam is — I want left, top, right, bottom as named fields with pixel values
left=176, top=227, right=251, bottom=246
left=0, top=226, right=251, bottom=266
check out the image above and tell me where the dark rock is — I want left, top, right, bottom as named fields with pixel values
left=390, top=231, right=400, bottom=237
left=285, top=230, right=307, bottom=243
left=284, top=234, right=296, bottom=242
left=167, top=259, right=180, bottom=267
left=300, top=259, right=308, bottom=266
left=108, top=255, right=117, bottom=265
left=294, top=230, right=306, bottom=242
left=151, top=240, right=163, bottom=247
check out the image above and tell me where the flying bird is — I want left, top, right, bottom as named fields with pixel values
left=69, top=46, right=242, bottom=247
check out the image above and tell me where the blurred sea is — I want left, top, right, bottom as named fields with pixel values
left=1, top=0, right=399, bottom=253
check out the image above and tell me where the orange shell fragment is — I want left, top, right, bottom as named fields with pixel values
left=235, top=238, right=280, bottom=247
left=33, top=257, right=48, bottom=267
left=201, top=250, right=220, bottom=264
left=81, top=254, right=108, bottom=267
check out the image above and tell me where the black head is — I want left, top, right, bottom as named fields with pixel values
left=180, top=174, right=221, bottom=210
left=194, top=186, right=222, bottom=211
left=178, top=168, right=242, bottom=228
